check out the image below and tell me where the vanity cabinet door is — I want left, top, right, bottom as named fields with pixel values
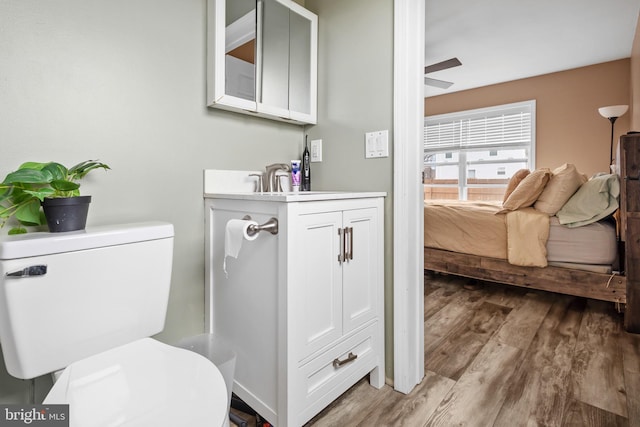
left=341, top=208, right=379, bottom=334
left=294, top=211, right=343, bottom=361
left=293, top=206, right=379, bottom=362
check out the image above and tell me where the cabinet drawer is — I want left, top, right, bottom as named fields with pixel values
left=295, top=323, right=379, bottom=425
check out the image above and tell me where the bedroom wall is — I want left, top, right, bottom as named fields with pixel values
left=425, top=59, right=631, bottom=177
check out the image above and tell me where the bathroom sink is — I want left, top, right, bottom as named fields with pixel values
left=202, top=169, right=386, bottom=201
left=203, top=191, right=385, bottom=202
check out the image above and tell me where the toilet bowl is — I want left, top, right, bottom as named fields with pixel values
left=0, top=222, right=228, bottom=427
left=44, top=338, right=227, bottom=427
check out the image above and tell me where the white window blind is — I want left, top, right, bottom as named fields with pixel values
left=425, top=100, right=535, bottom=153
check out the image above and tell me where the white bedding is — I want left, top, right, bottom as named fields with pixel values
left=547, top=216, right=617, bottom=265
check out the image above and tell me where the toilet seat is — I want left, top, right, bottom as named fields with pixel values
left=43, top=338, right=227, bottom=427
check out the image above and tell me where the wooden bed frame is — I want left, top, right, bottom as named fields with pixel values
left=424, top=133, right=640, bottom=333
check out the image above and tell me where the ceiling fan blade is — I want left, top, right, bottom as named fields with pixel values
left=425, top=77, right=454, bottom=89
left=424, top=57, right=462, bottom=74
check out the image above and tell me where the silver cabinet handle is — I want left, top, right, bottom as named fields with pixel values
left=333, top=352, right=358, bottom=368
left=346, top=227, right=353, bottom=261
left=338, top=227, right=354, bottom=263
left=344, top=227, right=350, bottom=262
left=338, top=228, right=345, bottom=263
left=6, top=265, right=47, bottom=278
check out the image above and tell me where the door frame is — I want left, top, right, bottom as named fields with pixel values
left=392, top=0, right=425, bottom=393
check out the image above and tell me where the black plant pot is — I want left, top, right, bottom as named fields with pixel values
left=42, top=196, right=92, bottom=232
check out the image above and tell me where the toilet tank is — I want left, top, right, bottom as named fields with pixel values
left=0, top=222, right=174, bottom=379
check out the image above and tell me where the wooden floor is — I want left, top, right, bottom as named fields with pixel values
left=303, top=272, right=640, bottom=427
left=231, top=273, right=640, bottom=426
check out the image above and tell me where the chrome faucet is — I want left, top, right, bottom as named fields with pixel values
left=264, top=163, right=290, bottom=192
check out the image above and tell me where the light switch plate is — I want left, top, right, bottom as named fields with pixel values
left=365, top=130, right=389, bottom=158
left=310, top=139, right=322, bottom=162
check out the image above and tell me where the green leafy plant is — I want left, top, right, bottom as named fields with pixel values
left=0, top=160, right=110, bottom=234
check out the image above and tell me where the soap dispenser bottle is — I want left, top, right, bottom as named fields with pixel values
left=302, top=135, right=311, bottom=191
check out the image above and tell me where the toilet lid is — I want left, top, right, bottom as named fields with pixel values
left=43, top=338, right=227, bottom=427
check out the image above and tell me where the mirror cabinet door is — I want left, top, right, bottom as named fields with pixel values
left=225, top=0, right=257, bottom=102
left=208, top=0, right=317, bottom=125
left=259, top=0, right=290, bottom=115
left=260, top=0, right=317, bottom=123
left=288, top=3, right=316, bottom=123
left=207, top=0, right=257, bottom=111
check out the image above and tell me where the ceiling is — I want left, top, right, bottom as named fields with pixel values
left=424, top=0, right=640, bottom=97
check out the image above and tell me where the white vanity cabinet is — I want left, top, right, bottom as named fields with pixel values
left=204, top=192, right=385, bottom=427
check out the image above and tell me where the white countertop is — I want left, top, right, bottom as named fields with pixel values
left=203, top=191, right=386, bottom=202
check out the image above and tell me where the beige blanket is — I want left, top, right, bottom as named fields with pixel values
left=424, top=200, right=550, bottom=267
left=505, top=208, right=549, bottom=267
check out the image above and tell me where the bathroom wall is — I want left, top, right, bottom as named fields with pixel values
left=304, top=0, right=395, bottom=380
left=0, top=0, right=305, bottom=402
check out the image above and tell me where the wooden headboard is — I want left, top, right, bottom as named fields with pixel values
left=621, top=133, right=640, bottom=332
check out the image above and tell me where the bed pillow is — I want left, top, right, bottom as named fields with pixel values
left=556, top=173, right=620, bottom=227
left=499, top=168, right=551, bottom=213
left=503, top=168, right=530, bottom=203
left=534, top=163, right=587, bottom=216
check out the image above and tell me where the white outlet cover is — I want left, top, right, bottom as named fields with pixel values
left=310, top=139, right=322, bottom=162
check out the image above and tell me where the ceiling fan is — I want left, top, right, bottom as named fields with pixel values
left=424, top=57, right=462, bottom=89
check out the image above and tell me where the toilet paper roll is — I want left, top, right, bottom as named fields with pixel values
left=223, top=219, right=259, bottom=277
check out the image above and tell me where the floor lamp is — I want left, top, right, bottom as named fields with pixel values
left=598, top=105, right=629, bottom=267
left=598, top=104, right=629, bottom=170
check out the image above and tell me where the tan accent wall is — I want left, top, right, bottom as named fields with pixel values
left=632, top=13, right=640, bottom=130
left=425, top=59, right=631, bottom=177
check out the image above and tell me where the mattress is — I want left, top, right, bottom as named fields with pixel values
left=547, top=216, right=616, bottom=265
left=424, top=200, right=617, bottom=267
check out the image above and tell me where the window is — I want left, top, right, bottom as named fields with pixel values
left=423, top=100, right=535, bottom=201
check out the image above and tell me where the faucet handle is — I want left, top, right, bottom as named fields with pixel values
left=249, top=173, right=264, bottom=192
left=275, top=171, right=290, bottom=192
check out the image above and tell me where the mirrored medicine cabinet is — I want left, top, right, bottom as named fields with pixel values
left=207, top=0, right=318, bottom=125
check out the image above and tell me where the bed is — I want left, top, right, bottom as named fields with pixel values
left=424, top=133, right=640, bottom=332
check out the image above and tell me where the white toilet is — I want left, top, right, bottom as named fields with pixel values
left=0, top=222, right=227, bottom=427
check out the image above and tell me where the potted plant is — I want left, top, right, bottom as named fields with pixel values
left=0, top=160, right=110, bottom=234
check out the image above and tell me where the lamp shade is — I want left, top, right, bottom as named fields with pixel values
left=598, top=105, right=629, bottom=119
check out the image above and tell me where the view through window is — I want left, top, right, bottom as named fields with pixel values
left=424, top=100, right=536, bottom=201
